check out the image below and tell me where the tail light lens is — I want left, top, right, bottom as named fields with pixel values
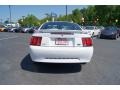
left=82, top=38, right=93, bottom=47
left=30, top=36, right=42, bottom=46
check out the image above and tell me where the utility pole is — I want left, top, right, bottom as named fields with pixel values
left=0, top=19, right=2, bottom=23
left=9, top=5, right=12, bottom=24
left=66, top=5, right=68, bottom=21
left=51, top=12, right=57, bottom=22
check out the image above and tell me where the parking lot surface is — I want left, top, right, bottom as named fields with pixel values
left=0, top=32, right=120, bottom=85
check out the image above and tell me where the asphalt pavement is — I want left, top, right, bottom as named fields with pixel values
left=0, top=32, right=120, bottom=85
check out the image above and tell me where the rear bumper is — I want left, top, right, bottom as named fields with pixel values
left=29, top=46, right=93, bottom=63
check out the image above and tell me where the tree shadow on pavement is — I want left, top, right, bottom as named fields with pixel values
left=20, top=54, right=82, bottom=74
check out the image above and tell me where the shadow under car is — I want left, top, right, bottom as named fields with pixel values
left=20, top=54, right=82, bottom=74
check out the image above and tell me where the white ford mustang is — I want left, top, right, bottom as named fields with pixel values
left=29, top=21, right=93, bottom=63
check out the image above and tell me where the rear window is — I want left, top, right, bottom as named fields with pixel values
left=40, top=22, right=81, bottom=30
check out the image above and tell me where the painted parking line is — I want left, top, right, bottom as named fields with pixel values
left=0, top=36, right=18, bottom=41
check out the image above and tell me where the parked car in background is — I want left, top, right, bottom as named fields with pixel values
left=29, top=21, right=93, bottom=64
left=14, top=27, right=23, bottom=33
left=34, top=26, right=39, bottom=33
left=97, top=26, right=105, bottom=31
left=82, top=26, right=101, bottom=37
left=0, top=25, right=6, bottom=32
left=28, top=27, right=36, bottom=33
left=28, top=26, right=39, bottom=33
left=100, top=26, right=120, bottom=40
left=9, top=27, right=17, bottom=32
left=21, top=27, right=31, bottom=33
left=4, top=27, right=11, bottom=32
left=28, top=27, right=34, bottom=33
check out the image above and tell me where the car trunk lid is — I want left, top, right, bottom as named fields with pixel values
left=32, top=29, right=91, bottom=47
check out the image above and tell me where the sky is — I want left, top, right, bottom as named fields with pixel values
left=0, top=5, right=87, bottom=22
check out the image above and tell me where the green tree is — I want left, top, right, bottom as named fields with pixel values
left=71, top=9, right=83, bottom=24
left=85, top=6, right=96, bottom=25
left=4, top=20, right=9, bottom=24
left=18, top=6, right=120, bottom=27
left=57, top=15, right=67, bottom=21
left=94, top=5, right=117, bottom=26
left=18, top=14, right=40, bottom=27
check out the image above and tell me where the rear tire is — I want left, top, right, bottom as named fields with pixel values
left=98, top=34, right=102, bottom=39
left=97, top=34, right=101, bottom=39
left=117, top=34, right=119, bottom=38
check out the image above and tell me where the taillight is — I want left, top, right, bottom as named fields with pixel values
left=82, top=38, right=93, bottom=47
left=30, top=36, right=42, bottom=46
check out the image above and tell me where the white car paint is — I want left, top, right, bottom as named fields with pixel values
left=9, top=28, right=17, bottom=32
left=29, top=22, right=93, bottom=63
left=82, top=26, right=101, bottom=37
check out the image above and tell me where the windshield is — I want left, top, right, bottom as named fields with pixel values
left=85, top=26, right=95, bottom=30
left=105, top=27, right=117, bottom=31
left=97, top=26, right=104, bottom=29
left=40, top=22, right=81, bottom=30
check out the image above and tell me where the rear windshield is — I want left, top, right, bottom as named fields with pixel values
left=40, top=22, right=81, bottom=30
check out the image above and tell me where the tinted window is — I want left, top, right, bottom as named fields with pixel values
left=40, top=22, right=81, bottom=30
left=105, top=27, right=117, bottom=31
